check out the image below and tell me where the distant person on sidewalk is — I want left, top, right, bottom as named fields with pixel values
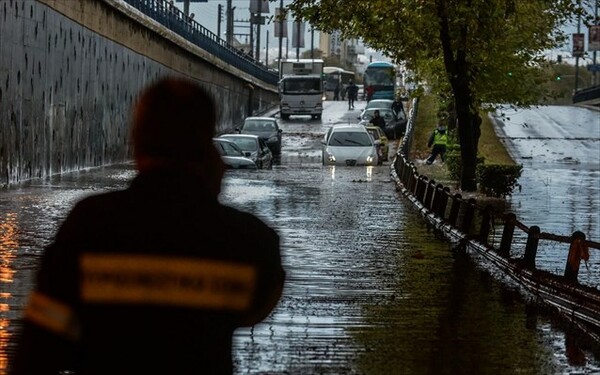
left=425, top=112, right=449, bottom=165
left=9, top=77, right=286, bottom=375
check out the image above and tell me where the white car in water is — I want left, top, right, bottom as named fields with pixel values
left=321, top=124, right=379, bottom=166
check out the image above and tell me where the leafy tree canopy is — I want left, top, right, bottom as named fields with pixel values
left=287, top=0, right=592, bottom=110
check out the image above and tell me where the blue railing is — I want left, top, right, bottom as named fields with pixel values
left=122, top=0, right=279, bottom=86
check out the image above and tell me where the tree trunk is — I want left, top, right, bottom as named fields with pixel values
left=452, top=83, right=478, bottom=192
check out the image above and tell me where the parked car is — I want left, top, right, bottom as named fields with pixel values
left=364, top=125, right=389, bottom=164
left=236, top=116, right=282, bottom=155
left=321, top=124, right=379, bottom=166
left=358, top=106, right=407, bottom=140
left=219, top=134, right=273, bottom=170
left=213, top=137, right=258, bottom=170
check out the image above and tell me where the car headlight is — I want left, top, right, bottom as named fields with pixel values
left=366, top=153, right=375, bottom=165
left=326, top=151, right=336, bottom=163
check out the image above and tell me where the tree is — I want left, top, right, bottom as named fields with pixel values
left=288, top=0, right=592, bottom=191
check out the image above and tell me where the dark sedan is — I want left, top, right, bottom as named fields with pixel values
left=213, top=137, right=258, bottom=170
left=236, top=116, right=282, bottom=155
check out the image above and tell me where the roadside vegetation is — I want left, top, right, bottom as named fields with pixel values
left=289, top=0, right=596, bottom=192
left=409, top=61, right=593, bottom=187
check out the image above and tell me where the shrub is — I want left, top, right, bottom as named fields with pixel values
left=445, top=144, right=485, bottom=181
left=476, top=164, right=523, bottom=197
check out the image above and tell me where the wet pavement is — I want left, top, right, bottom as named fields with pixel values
left=1, top=101, right=600, bottom=374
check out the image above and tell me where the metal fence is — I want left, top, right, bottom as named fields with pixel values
left=122, top=0, right=279, bottom=86
left=391, top=98, right=600, bottom=337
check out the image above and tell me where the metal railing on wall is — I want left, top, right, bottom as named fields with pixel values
left=122, top=0, right=278, bottom=86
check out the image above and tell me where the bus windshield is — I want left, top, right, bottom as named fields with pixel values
left=364, top=62, right=396, bottom=100
left=364, top=67, right=395, bottom=87
left=281, top=77, right=322, bottom=94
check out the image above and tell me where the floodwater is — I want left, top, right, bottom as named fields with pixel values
left=1, top=101, right=599, bottom=374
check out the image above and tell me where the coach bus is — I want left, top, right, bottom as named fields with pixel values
left=363, top=61, right=396, bottom=100
left=323, top=66, right=355, bottom=94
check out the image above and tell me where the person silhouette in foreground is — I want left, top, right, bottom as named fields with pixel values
left=9, top=77, right=286, bottom=375
left=425, top=112, right=449, bottom=165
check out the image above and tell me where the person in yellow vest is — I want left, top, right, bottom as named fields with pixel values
left=425, top=112, right=449, bottom=165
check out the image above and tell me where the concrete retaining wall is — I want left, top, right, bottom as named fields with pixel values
left=0, top=0, right=278, bottom=185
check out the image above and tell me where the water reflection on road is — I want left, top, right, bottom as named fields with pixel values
left=1, top=101, right=599, bottom=374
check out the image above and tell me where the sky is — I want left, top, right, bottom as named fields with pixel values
left=172, top=1, right=599, bottom=66
left=173, top=0, right=321, bottom=63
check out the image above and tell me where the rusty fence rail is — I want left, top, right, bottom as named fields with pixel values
left=393, top=98, right=600, bottom=286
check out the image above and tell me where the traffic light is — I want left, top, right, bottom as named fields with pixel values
left=555, top=74, right=561, bottom=81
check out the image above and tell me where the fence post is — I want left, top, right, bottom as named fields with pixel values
left=431, top=184, right=444, bottom=217
left=564, top=231, right=588, bottom=283
left=436, top=186, right=450, bottom=219
left=478, top=205, right=493, bottom=245
left=461, top=198, right=477, bottom=235
left=523, top=225, right=540, bottom=269
left=498, top=213, right=516, bottom=257
left=423, top=180, right=436, bottom=210
left=448, top=193, right=462, bottom=227
left=416, top=176, right=428, bottom=203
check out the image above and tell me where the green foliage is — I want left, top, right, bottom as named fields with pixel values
left=476, top=164, right=523, bottom=198
left=445, top=145, right=484, bottom=180
left=288, top=0, right=591, bottom=190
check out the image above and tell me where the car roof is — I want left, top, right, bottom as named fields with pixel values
left=220, top=133, right=260, bottom=139
left=330, top=124, right=369, bottom=132
left=244, top=116, right=276, bottom=121
left=367, top=99, right=393, bottom=104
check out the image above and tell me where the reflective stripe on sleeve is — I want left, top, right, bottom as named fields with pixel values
left=80, top=254, right=257, bottom=311
left=24, top=292, right=79, bottom=340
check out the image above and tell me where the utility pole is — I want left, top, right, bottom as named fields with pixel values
left=183, top=0, right=190, bottom=17
left=594, top=0, right=599, bottom=85
left=217, top=4, right=222, bottom=39
left=296, top=20, right=300, bottom=60
left=226, top=0, right=234, bottom=44
left=255, top=1, right=263, bottom=61
left=266, top=30, right=269, bottom=67
left=278, top=0, right=283, bottom=67
left=310, top=26, right=314, bottom=60
left=575, top=4, right=582, bottom=92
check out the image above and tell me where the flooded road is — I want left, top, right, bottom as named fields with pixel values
left=1, top=101, right=599, bottom=374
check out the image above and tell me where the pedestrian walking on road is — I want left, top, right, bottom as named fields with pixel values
left=346, top=80, right=358, bottom=110
left=9, top=77, right=286, bottom=375
left=425, top=112, right=449, bottom=165
left=333, top=84, right=340, bottom=101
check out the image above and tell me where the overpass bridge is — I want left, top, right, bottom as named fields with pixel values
left=573, top=85, right=600, bottom=108
left=0, top=0, right=279, bottom=186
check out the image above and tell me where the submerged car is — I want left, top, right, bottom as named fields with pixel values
left=321, top=124, right=379, bottom=166
left=213, top=137, right=257, bottom=170
left=364, top=125, right=389, bottom=164
left=219, top=134, right=273, bottom=170
left=358, top=107, right=407, bottom=140
left=237, top=116, right=282, bottom=155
